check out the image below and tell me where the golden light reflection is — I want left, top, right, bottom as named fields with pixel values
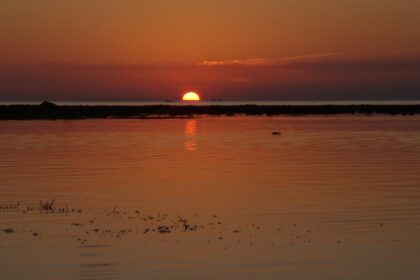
left=184, top=119, right=197, bottom=151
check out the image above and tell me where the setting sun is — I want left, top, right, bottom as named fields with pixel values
left=182, top=92, right=200, bottom=101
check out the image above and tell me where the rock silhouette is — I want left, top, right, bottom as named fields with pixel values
left=0, top=104, right=419, bottom=120
left=40, top=101, right=57, bottom=108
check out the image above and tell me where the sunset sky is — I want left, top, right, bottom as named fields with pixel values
left=0, top=0, right=419, bottom=101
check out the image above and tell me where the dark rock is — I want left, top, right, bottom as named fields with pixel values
left=272, top=131, right=281, bottom=135
left=40, top=101, right=57, bottom=108
left=2, top=228, right=13, bottom=233
left=0, top=104, right=419, bottom=120
left=157, top=226, right=171, bottom=234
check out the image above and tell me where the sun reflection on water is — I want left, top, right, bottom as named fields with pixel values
left=184, top=119, right=197, bottom=151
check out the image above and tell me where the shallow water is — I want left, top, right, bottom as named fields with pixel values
left=1, top=116, right=420, bottom=279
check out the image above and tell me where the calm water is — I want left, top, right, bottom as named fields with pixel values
left=1, top=116, right=420, bottom=279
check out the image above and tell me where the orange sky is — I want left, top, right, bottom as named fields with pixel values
left=0, top=0, right=419, bottom=100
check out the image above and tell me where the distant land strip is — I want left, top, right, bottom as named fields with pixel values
left=0, top=102, right=419, bottom=120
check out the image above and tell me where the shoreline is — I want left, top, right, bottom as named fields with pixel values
left=1, top=103, right=419, bottom=120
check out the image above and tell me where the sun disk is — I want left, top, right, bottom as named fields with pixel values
left=182, top=92, right=200, bottom=101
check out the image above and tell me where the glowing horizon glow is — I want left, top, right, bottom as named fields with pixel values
left=182, top=92, right=200, bottom=101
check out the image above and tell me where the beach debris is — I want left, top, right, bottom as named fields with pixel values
left=272, top=131, right=281, bottom=135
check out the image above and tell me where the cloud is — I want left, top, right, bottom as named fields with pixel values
left=1, top=54, right=420, bottom=101
left=197, top=53, right=344, bottom=66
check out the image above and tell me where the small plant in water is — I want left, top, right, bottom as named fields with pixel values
left=39, top=200, right=55, bottom=213
left=0, top=202, right=20, bottom=212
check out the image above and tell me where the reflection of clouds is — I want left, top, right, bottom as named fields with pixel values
left=184, top=119, right=197, bottom=152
